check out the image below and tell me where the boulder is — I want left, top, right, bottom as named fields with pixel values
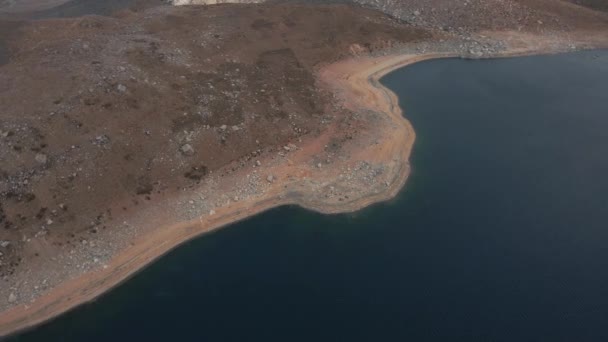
left=35, top=153, right=48, bottom=164
left=180, top=144, right=195, bottom=156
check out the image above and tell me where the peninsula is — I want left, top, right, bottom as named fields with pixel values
left=0, top=0, right=607, bottom=336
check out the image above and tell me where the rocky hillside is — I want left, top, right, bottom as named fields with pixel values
left=173, top=0, right=263, bottom=4
left=351, top=0, right=608, bottom=33
left=174, top=0, right=608, bottom=35
left=0, top=2, right=430, bottom=295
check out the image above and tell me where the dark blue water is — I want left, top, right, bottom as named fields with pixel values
left=8, top=50, right=608, bottom=341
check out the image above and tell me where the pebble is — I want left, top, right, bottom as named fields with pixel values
left=180, top=144, right=195, bottom=156
left=35, top=153, right=48, bottom=164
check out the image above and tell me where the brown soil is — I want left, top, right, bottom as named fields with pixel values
left=0, top=3, right=433, bottom=332
left=0, top=3, right=428, bottom=278
left=0, top=0, right=607, bottom=337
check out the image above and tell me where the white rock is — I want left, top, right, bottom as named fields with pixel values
left=35, top=153, right=48, bottom=164
left=180, top=144, right=195, bottom=156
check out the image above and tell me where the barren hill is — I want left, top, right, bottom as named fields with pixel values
left=0, top=0, right=607, bottom=336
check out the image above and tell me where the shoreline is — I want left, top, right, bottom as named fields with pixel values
left=0, top=47, right=422, bottom=338
left=0, top=44, right=603, bottom=337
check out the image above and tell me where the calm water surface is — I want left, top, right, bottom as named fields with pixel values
left=9, top=50, right=608, bottom=341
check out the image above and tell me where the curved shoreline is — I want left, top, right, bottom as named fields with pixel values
left=0, top=46, right=601, bottom=337
left=0, top=51, right=424, bottom=338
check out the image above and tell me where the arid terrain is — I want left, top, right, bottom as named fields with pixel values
left=0, top=0, right=607, bottom=336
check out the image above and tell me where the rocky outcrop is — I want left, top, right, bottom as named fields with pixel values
left=172, top=0, right=607, bottom=36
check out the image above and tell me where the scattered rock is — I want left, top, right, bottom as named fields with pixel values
left=180, top=144, right=195, bottom=156
left=256, top=160, right=261, bottom=167
left=267, top=175, right=274, bottom=183
left=8, top=293, right=17, bottom=303
left=0, top=241, right=10, bottom=248
left=117, top=84, right=127, bottom=93
left=35, top=153, right=48, bottom=164
left=93, top=134, right=111, bottom=146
